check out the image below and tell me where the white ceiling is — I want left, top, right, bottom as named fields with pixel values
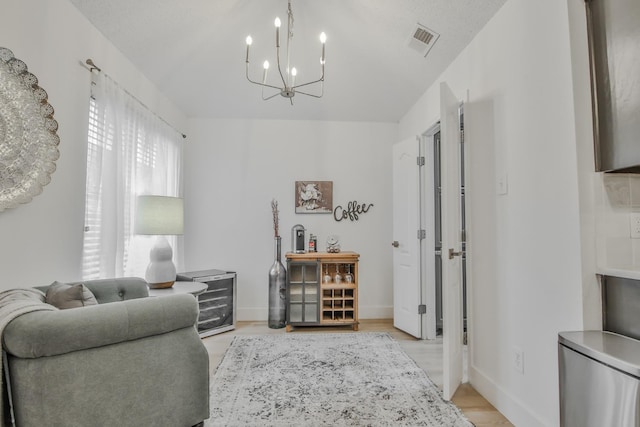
left=69, top=0, right=506, bottom=122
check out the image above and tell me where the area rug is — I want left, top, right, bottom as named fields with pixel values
left=206, top=332, right=473, bottom=426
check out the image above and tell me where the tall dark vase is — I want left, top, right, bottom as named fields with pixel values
left=268, top=236, right=287, bottom=328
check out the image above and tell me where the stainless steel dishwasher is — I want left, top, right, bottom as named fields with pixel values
left=558, top=331, right=640, bottom=427
left=559, top=275, right=640, bottom=427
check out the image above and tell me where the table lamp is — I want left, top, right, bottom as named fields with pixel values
left=135, top=195, right=184, bottom=288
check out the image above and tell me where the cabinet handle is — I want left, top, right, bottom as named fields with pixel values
left=392, top=241, right=399, bottom=248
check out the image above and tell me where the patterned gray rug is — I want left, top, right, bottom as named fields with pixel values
left=206, top=332, right=473, bottom=426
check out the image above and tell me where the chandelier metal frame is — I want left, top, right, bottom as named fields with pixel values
left=245, top=0, right=326, bottom=105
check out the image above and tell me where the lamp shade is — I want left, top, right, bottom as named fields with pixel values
left=135, top=195, right=184, bottom=235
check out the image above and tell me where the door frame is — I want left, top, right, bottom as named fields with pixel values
left=420, top=123, right=441, bottom=341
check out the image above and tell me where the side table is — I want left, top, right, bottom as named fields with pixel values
left=147, top=281, right=207, bottom=297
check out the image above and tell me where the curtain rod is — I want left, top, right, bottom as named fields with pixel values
left=85, top=59, right=187, bottom=139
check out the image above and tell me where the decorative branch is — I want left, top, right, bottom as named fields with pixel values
left=271, top=199, right=280, bottom=237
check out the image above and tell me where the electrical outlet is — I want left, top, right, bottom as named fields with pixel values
left=630, top=213, right=640, bottom=239
left=513, top=346, right=524, bottom=375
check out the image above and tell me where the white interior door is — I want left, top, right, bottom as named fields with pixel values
left=440, top=82, right=464, bottom=400
left=392, top=137, right=422, bottom=338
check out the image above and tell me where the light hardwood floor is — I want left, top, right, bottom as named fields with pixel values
left=201, top=319, right=513, bottom=426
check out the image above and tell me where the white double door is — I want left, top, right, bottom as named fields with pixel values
left=392, top=82, right=464, bottom=400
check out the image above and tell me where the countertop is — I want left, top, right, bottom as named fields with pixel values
left=559, top=331, right=640, bottom=378
left=597, top=267, right=640, bottom=281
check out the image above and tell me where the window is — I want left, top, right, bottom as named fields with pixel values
left=82, top=98, right=109, bottom=278
left=82, top=74, right=183, bottom=280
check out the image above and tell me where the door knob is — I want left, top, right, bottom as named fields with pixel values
left=448, top=248, right=464, bottom=259
left=392, top=241, right=399, bottom=248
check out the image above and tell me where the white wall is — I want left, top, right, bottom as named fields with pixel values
left=399, top=0, right=588, bottom=425
left=0, top=0, right=186, bottom=288
left=183, top=118, right=397, bottom=320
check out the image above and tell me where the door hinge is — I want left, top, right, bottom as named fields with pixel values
left=417, top=229, right=426, bottom=240
left=418, top=304, right=427, bottom=314
left=460, top=129, right=465, bottom=144
left=417, top=156, right=425, bottom=166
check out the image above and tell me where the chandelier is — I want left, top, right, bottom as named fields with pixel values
left=245, top=0, right=326, bottom=105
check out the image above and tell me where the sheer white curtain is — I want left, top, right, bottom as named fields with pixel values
left=82, top=72, right=184, bottom=280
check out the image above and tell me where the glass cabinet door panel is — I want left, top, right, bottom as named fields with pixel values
left=289, top=265, right=304, bottom=283
left=304, top=303, right=318, bottom=322
left=290, top=304, right=303, bottom=322
left=290, top=284, right=303, bottom=303
left=305, top=264, right=318, bottom=282
left=305, top=284, right=317, bottom=298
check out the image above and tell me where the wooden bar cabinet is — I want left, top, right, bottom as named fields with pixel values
left=285, top=251, right=359, bottom=332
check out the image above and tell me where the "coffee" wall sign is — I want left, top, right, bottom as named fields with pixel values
left=333, top=201, right=374, bottom=222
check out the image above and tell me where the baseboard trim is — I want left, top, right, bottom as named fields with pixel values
left=237, top=306, right=393, bottom=322
left=469, top=364, right=552, bottom=427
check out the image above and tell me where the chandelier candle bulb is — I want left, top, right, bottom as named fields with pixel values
left=320, top=33, right=326, bottom=63
left=291, top=67, right=297, bottom=87
left=245, top=36, right=252, bottom=62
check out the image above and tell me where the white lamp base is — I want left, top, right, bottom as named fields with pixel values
left=145, top=236, right=177, bottom=288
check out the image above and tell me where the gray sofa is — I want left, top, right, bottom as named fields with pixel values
left=2, top=277, right=209, bottom=427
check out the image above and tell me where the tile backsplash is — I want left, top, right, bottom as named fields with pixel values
left=598, top=174, right=640, bottom=270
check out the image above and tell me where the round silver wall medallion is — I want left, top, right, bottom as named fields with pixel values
left=0, top=47, right=60, bottom=212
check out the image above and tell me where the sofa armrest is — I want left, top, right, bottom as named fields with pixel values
left=3, top=294, right=198, bottom=358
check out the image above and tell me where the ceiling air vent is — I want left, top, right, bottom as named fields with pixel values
left=407, top=23, right=440, bottom=58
